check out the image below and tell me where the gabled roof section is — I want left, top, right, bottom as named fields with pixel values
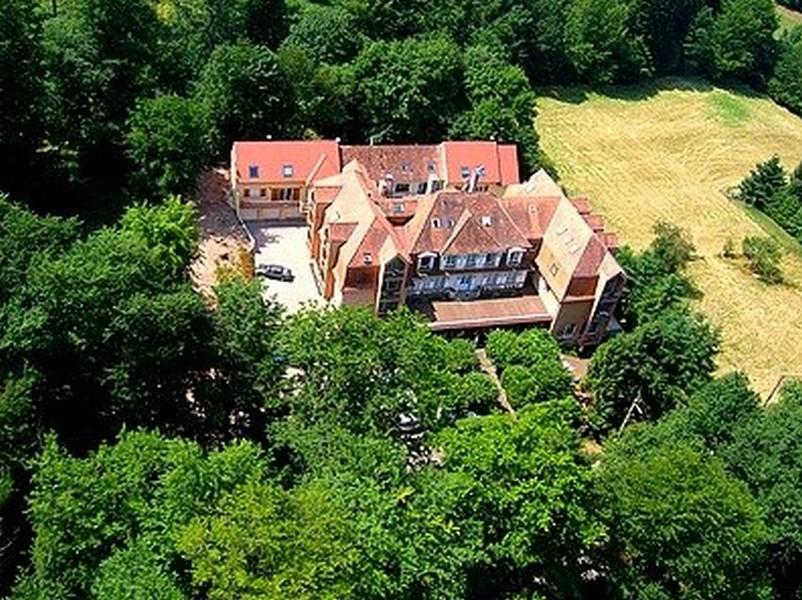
left=406, top=191, right=528, bottom=255
left=340, top=145, right=442, bottom=184
left=441, top=141, right=520, bottom=185
left=504, top=168, right=563, bottom=197
left=233, top=140, right=341, bottom=184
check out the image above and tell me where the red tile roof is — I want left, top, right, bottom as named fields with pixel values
left=441, top=141, right=519, bottom=185
left=233, top=140, right=341, bottom=184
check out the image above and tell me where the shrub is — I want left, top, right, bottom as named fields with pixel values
left=649, top=221, right=696, bottom=273
left=722, top=237, right=737, bottom=258
left=742, top=236, right=783, bottom=283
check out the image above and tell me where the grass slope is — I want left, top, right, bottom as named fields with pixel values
left=538, top=78, right=802, bottom=397
left=777, top=2, right=802, bottom=33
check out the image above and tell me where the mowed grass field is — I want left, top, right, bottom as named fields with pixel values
left=777, top=2, right=802, bottom=33
left=538, top=79, right=802, bottom=397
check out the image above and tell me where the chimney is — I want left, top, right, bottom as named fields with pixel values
left=467, top=168, right=481, bottom=193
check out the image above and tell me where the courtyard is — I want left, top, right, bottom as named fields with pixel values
left=246, top=222, right=323, bottom=313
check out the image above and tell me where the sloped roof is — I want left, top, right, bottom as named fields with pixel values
left=233, top=140, right=341, bottom=184
left=441, top=141, right=519, bottom=185
left=340, top=145, right=442, bottom=184
left=405, top=191, right=529, bottom=255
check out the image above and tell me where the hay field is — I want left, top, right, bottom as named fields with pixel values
left=538, top=79, right=802, bottom=397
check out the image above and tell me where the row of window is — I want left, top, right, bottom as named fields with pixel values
left=248, top=164, right=294, bottom=179
left=242, top=187, right=301, bottom=201
left=410, top=270, right=527, bottom=292
left=391, top=179, right=444, bottom=197
left=418, top=250, right=524, bottom=272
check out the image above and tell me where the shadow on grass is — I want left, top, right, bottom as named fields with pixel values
left=537, top=76, right=763, bottom=105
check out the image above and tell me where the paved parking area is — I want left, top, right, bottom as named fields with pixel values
left=246, top=222, right=323, bottom=313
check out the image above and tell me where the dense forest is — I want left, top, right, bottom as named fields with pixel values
left=3, top=0, right=802, bottom=221
left=3, top=0, right=802, bottom=599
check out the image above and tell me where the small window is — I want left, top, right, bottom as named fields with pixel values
left=417, top=182, right=427, bottom=194
left=394, top=183, right=410, bottom=194
left=427, top=160, right=436, bottom=174
left=393, top=202, right=404, bottom=213
left=282, top=164, right=294, bottom=178
left=484, top=253, right=497, bottom=265
left=507, top=250, right=523, bottom=266
left=363, top=252, right=372, bottom=265
left=418, top=255, right=435, bottom=270
left=550, top=263, right=559, bottom=276
left=446, top=218, right=455, bottom=228
left=459, top=275, right=472, bottom=286
left=460, top=166, right=470, bottom=178
left=248, top=165, right=259, bottom=178
left=481, top=216, right=492, bottom=227
left=466, top=254, right=478, bottom=268
left=444, top=255, right=458, bottom=268
left=400, top=160, right=411, bottom=172
left=431, top=217, right=441, bottom=228
left=243, top=188, right=251, bottom=197
left=259, top=188, right=267, bottom=197
left=432, top=180, right=443, bottom=192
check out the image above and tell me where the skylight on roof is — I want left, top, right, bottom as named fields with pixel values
left=248, top=165, right=259, bottom=178
left=363, top=252, right=373, bottom=265
left=282, top=164, right=294, bottom=178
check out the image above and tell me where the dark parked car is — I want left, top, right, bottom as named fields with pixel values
left=256, top=264, right=294, bottom=282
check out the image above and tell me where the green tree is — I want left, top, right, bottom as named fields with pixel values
left=162, top=0, right=288, bottom=88
left=627, top=0, right=705, bottom=73
left=596, top=438, right=771, bottom=599
left=278, top=307, right=493, bottom=436
left=565, top=0, right=652, bottom=84
left=724, top=383, right=802, bottom=597
left=126, top=95, right=210, bottom=198
left=41, top=0, right=162, bottom=155
left=434, top=401, right=605, bottom=598
left=704, top=0, right=778, bottom=82
left=769, top=28, right=802, bottom=115
left=194, top=42, right=292, bottom=158
left=92, top=543, right=186, bottom=600
left=282, top=4, right=366, bottom=65
left=0, top=0, right=45, bottom=197
left=739, top=155, right=787, bottom=210
left=353, top=36, right=466, bottom=142
left=587, top=310, right=719, bottom=431
left=450, top=43, right=541, bottom=174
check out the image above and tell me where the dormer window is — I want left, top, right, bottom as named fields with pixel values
left=417, top=182, right=427, bottom=194
left=394, top=183, right=410, bottom=194
left=481, top=216, right=492, bottom=227
left=401, top=160, right=411, bottom=172
left=248, top=165, right=259, bottom=178
left=460, top=166, right=470, bottom=179
left=393, top=202, right=404, bottom=213
left=282, top=164, right=294, bottom=178
left=418, top=254, right=436, bottom=271
left=363, top=252, right=372, bottom=265
left=507, top=249, right=524, bottom=266
left=431, top=217, right=441, bottom=228
left=427, top=160, right=436, bottom=174
left=446, top=218, right=455, bottom=228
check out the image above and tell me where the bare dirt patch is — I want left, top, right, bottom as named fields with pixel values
left=190, top=169, right=254, bottom=298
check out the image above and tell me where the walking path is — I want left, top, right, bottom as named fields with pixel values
left=475, top=349, right=515, bottom=414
